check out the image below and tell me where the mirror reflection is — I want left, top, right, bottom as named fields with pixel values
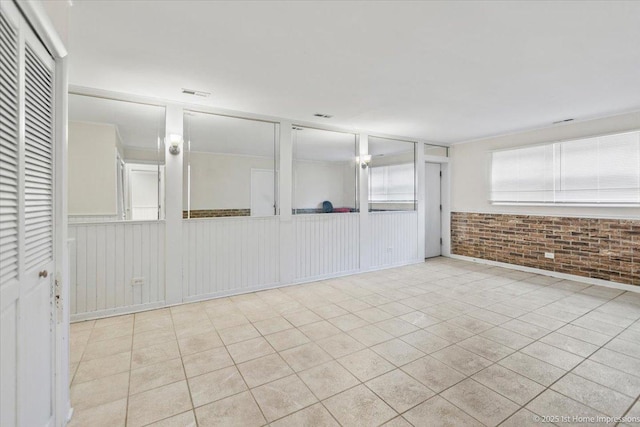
left=368, top=136, right=416, bottom=211
left=183, top=112, right=278, bottom=218
left=68, top=94, right=166, bottom=222
left=293, top=127, right=358, bottom=214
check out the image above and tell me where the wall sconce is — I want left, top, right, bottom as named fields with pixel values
left=169, top=134, right=183, bottom=155
left=358, top=154, right=372, bottom=169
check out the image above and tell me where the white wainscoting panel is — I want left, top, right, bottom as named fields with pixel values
left=69, top=221, right=165, bottom=318
left=293, top=213, right=360, bottom=280
left=182, top=217, right=280, bottom=299
left=370, top=211, right=419, bottom=268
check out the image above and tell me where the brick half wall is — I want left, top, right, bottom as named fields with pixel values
left=451, top=212, right=640, bottom=286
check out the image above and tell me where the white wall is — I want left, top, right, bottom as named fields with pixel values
left=451, top=111, right=640, bottom=218
left=185, top=152, right=273, bottom=210
left=294, top=160, right=355, bottom=210
left=68, top=121, right=117, bottom=215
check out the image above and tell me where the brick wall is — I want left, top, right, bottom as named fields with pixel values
left=451, top=212, right=640, bottom=286
left=184, top=209, right=250, bottom=218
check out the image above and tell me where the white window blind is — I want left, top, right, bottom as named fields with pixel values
left=370, top=163, right=415, bottom=202
left=491, top=131, right=640, bottom=205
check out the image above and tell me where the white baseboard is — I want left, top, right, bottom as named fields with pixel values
left=448, top=254, right=640, bottom=294
left=70, top=301, right=166, bottom=322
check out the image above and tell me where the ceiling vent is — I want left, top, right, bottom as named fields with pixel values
left=313, top=113, right=333, bottom=119
left=182, top=88, right=211, bottom=98
left=552, top=118, right=574, bottom=124
left=292, top=126, right=304, bottom=131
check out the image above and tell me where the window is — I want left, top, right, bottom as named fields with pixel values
left=491, top=130, right=640, bottom=205
left=292, top=127, right=357, bottom=214
left=68, top=94, right=166, bottom=222
left=368, top=137, right=416, bottom=211
left=183, top=111, right=278, bottom=218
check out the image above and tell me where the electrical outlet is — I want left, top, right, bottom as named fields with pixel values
left=131, top=277, right=145, bottom=286
left=544, top=252, right=555, bottom=259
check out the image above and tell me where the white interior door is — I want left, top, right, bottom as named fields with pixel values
left=425, top=162, right=442, bottom=258
left=1, top=3, right=56, bottom=426
left=125, top=163, right=160, bottom=220
left=251, top=169, right=275, bottom=216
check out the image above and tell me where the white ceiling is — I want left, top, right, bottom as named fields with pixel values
left=67, top=1, right=640, bottom=144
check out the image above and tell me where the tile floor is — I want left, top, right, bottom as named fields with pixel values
left=69, top=257, right=640, bottom=426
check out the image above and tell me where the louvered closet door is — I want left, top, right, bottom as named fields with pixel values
left=0, top=7, right=21, bottom=427
left=20, top=29, right=56, bottom=427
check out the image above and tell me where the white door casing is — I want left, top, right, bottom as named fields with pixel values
left=425, top=162, right=442, bottom=258
left=0, top=3, right=57, bottom=426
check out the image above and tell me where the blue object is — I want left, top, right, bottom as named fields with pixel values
left=322, top=201, right=333, bottom=213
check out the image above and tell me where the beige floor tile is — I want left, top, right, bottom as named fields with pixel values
left=446, top=315, right=494, bottom=334
left=88, top=323, right=133, bottom=343
left=251, top=374, right=318, bottom=422
left=400, top=330, right=452, bottom=354
left=317, top=333, right=366, bottom=358
left=298, top=360, right=360, bottom=400
left=195, top=390, right=266, bottom=427
left=329, top=313, right=370, bottom=332
left=131, top=340, right=181, bottom=370
left=479, top=326, right=534, bottom=350
left=94, top=314, right=133, bottom=329
left=237, top=353, right=294, bottom=388
left=573, top=359, right=640, bottom=398
left=253, top=316, right=293, bottom=335
left=500, top=408, right=543, bottom=427
left=354, top=307, right=393, bottom=323
left=82, top=335, right=132, bottom=361
left=174, top=323, right=216, bottom=340
left=381, top=416, right=413, bottom=427
left=312, top=304, right=349, bottom=319
left=501, top=319, right=551, bottom=340
left=299, top=320, right=342, bottom=341
left=402, top=356, right=465, bottom=393
left=71, top=320, right=95, bottom=333
left=441, top=379, right=519, bottom=426
left=371, top=338, right=425, bottom=366
left=127, top=380, right=193, bottom=427
left=605, top=337, right=640, bottom=360
left=338, top=348, right=395, bottom=382
left=375, top=318, right=419, bottom=336
left=324, top=384, right=396, bottom=427
left=283, top=309, right=322, bottom=326
left=145, top=410, right=197, bottom=427
left=520, top=341, right=583, bottom=370
left=177, top=330, right=223, bottom=356
left=182, top=346, right=234, bottom=378
left=556, top=324, right=611, bottom=346
left=403, top=395, right=483, bottom=427
left=70, top=371, right=129, bottom=410
left=378, top=302, right=414, bottom=316
left=265, top=328, right=310, bottom=351
left=348, top=324, right=394, bottom=347
left=280, top=342, right=332, bottom=372
left=425, top=323, right=475, bottom=343
left=431, top=345, right=492, bottom=376
left=129, top=357, right=185, bottom=395
left=472, top=365, right=544, bottom=405
left=270, top=403, right=339, bottom=427
left=551, top=373, right=634, bottom=417
left=217, top=323, right=260, bottom=345
left=590, top=348, right=640, bottom=375
left=73, top=351, right=131, bottom=384
left=399, top=311, right=441, bottom=328
left=134, top=315, right=174, bottom=335
left=498, top=352, right=566, bottom=386
left=457, top=335, right=514, bottom=362
left=526, top=389, right=606, bottom=422
left=366, top=369, right=434, bottom=413
left=188, top=366, right=247, bottom=407
left=68, top=398, right=126, bottom=427
left=539, top=332, right=599, bottom=357
left=226, top=336, right=275, bottom=364
left=133, top=328, right=176, bottom=350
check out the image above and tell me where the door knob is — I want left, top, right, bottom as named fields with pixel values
left=39, top=270, right=48, bottom=278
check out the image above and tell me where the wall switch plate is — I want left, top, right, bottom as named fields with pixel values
left=131, top=277, right=145, bottom=286
left=544, top=252, right=555, bottom=259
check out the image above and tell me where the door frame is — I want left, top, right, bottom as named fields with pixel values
left=15, top=1, right=70, bottom=426
left=419, top=154, right=451, bottom=258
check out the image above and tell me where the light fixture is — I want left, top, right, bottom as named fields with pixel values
left=357, top=154, right=372, bottom=169
left=169, top=134, right=183, bottom=155
left=181, top=88, right=211, bottom=98
left=313, top=113, right=333, bottom=119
